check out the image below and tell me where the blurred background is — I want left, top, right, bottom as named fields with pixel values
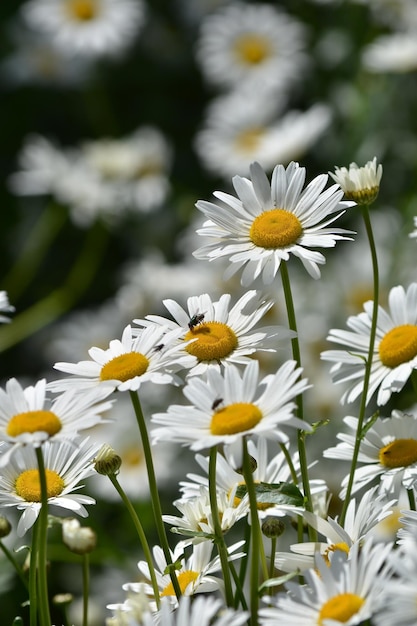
left=1, top=0, right=417, bottom=623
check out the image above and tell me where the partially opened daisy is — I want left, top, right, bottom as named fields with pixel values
left=134, top=290, right=292, bottom=377
left=0, top=377, right=113, bottom=465
left=260, top=539, right=392, bottom=626
left=321, top=283, right=417, bottom=405
left=330, top=157, right=383, bottom=205
left=0, top=438, right=98, bottom=536
left=324, top=411, right=417, bottom=496
left=152, top=359, right=311, bottom=451
left=49, top=324, right=193, bottom=393
left=193, top=161, right=354, bottom=286
left=275, top=486, right=394, bottom=573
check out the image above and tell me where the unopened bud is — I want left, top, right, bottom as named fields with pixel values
left=235, top=455, right=257, bottom=475
left=94, top=444, right=122, bottom=475
left=62, top=519, right=97, bottom=555
left=0, top=516, right=12, bottom=538
left=261, top=516, right=286, bottom=539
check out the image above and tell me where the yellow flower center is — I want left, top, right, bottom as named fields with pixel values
left=318, top=593, right=365, bottom=625
left=322, top=542, right=350, bottom=566
left=185, top=322, right=238, bottom=362
left=121, top=446, right=144, bottom=468
left=233, top=33, right=272, bottom=65
left=160, top=570, right=199, bottom=596
left=379, top=438, right=417, bottom=469
left=249, top=209, right=303, bottom=249
left=378, top=324, right=417, bottom=368
left=15, top=469, right=65, bottom=502
left=66, top=0, right=97, bottom=20
left=6, top=410, right=62, bottom=438
left=99, top=352, right=149, bottom=382
left=235, top=127, right=265, bottom=153
left=211, top=402, right=262, bottom=436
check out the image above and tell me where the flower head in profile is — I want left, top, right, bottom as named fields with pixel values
left=152, top=360, right=311, bottom=451
left=134, top=290, right=292, bottom=377
left=0, top=438, right=98, bottom=536
left=260, top=539, right=392, bottom=626
left=330, top=157, right=383, bottom=205
left=0, top=291, right=14, bottom=324
left=324, top=411, right=417, bottom=497
left=194, top=161, right=354, bottom=286
left=0, top=378, right=113, bottom=465
left=49, top=324, right=193, bottom=393
left=322, top=283, right=417, bottom=406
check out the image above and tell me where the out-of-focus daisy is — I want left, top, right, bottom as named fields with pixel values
left=0, top=438, right=98, bottom=536
left=363, top=33, right=417, bottom=73
left=163, top=485, right=249, bottom=544
left=195, top=89, right=331, bottom=179
left=324, top=411, right=417, bottom=496
left=260, top=539, right=393, bottom=626
left=0, top=291, right=15, bottom=324
left=152, top=360, right=311, bottom=451
left=134, top=290, right=291, bottom=377
left=128, top=541, right=244, bottom=605
left=49, top=324, right=193, bottom=393
left=193, top=161, right=354, bottom=286
left=0, top=378, right=113, bottom=465
left=275, top=486, right=394, bottom=573
left=330, top=157, right=383, bottom=205
left=21, top=0, right=145, bottom=59
left=196, top=3, right=307, bottom=91
left=321, top=283, right=417, bottom=406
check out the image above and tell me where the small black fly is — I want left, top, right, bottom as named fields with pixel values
left=188, top=312, right=205, bottom=331
left=212, top=397, right=224, bottom=411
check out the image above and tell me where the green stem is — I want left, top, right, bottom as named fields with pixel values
left=29, top=521, right=39, bottom=626
left=82, top=554, right=89, bottom=626
left=35, top=447, right=51, bottom=626
left=107, top=473, right=161, bottom=608
left=0, top=221, right=108, bottom=352
left=278, top=443, right=298, bottom=484
left=269, top=538, right=277, bottom=579
left=279, top=262, right=316, bottom=540
left=129, top=391, right=182, bottom=600
left=339, top=205, right=379, bottom=526
left=0, top=540, right=28, bottom=590
left=3, top=201, right=68, bottom=302
left=236, top=521, right=251, bottom=610
left=208, top=447, right=235, bottom=607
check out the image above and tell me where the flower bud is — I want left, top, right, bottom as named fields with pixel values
left=261, top=516, right=286, bottom=538
left=62, top=518, right=97, bottom=555
left=0, top=516, right=12, bottom=538
left=94, top=444, right=122, bottom=475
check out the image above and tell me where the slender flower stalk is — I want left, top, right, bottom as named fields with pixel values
left=339, top=205, right=379, bottom=525
left=0, top=540, right=28, bottom=590
left=82, top=553, right=90, bottom=626
left=129, top=391, right=182, bottom=600
left=208, top=446, right=234, bottom=607
left=35, top=446, right=51, bottom=626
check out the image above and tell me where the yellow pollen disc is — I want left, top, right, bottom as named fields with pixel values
left=15, top=468, right=65, bottom=502
left=66, top=0, right=97, bottom=20
left=379, top=438, right=417, bottom=469
left=378, top=324, right=417, bottom=368
left=235, top=127, right=265, bottom=153
left=210, top=402, right=262, bottom=436
left=121, top=447, right=143, bottom=468
left=233, top=34, right=272, bottom=65
left=185, top=322, right=238, bottom=362
left=249, top=209, right=303, bottom=249
left=318, top=593, right=365, bottom=625
left=7, top=410, right=62, bottom=438
left=99, top=352, right=149, bottom=382
left=323, top=542, right=350, bottom=566
left=160, top=570, right=199, bottom=596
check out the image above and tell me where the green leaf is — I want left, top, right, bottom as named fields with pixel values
left=235, top=481, right=304, bottom=507
left=259, top=571, right=299, bottom=591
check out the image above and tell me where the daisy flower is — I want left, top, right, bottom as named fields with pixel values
left=196, top=3, right=307, bottom=91
left=0, top=378, right=113, bottom=465
left=275, top=486, right=394, bottom=573
left=49, top=324, right=194, bottom=393
left=21, top=0, right=145, bottom=59
left=321, top=283, right=417, bottom=405
left=324, top=411, right=417, bottom=496
left=193, top=161, right=354, bottom=286
left=133, top=290, right=292, bottom=377
left=260, top=539, right=393, bottom=626
left=329, top=157, right=383, bottom=205
left=0, top=438, right=98, bottom=536
left=0, top=291, right=14, bottom=324
left=363, top=33, right=417, bottom=73
left=152, top=359, right=311, bottom=451
left=127, top=541, right=244, bottom=605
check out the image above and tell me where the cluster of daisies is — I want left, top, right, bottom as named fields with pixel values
left=5, top=155, right=417, bottom=626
